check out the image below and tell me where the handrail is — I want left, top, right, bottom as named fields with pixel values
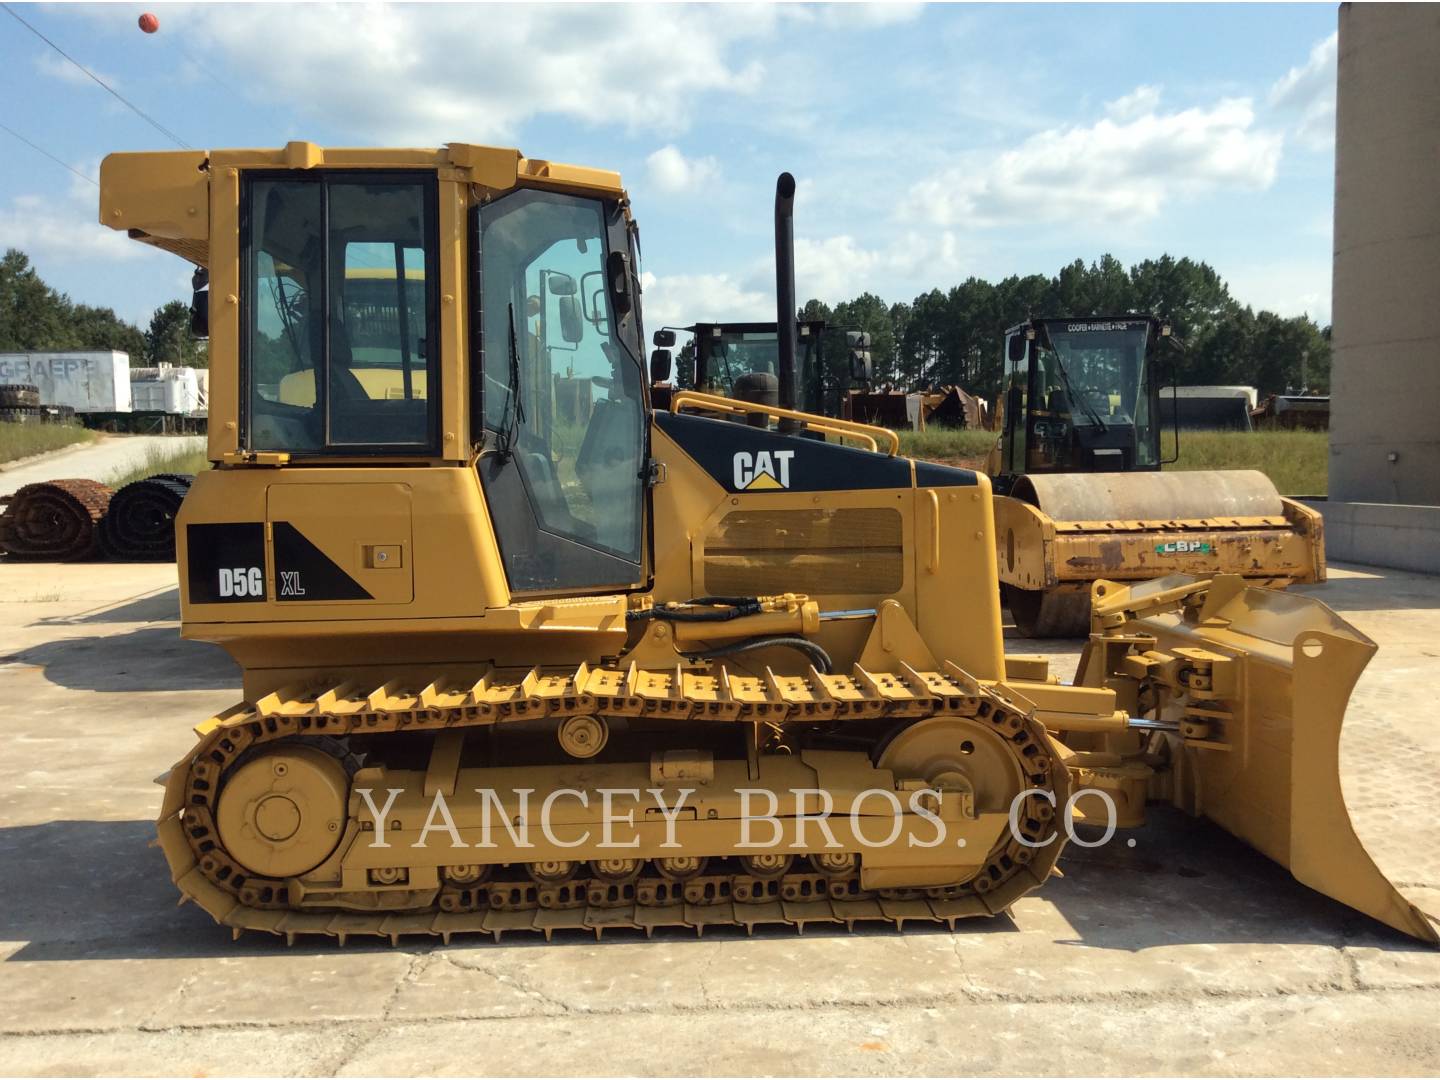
left=669, top=390, right=901, bottom=456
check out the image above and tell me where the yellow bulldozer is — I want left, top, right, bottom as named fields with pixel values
left=987, top=316, right=1325, bottom=636
left=98, top=144, right=1434, bottom=945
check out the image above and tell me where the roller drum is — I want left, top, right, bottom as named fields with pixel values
left=1011, top=469, right=1284, bottom=522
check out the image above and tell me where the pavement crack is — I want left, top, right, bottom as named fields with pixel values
left=323, top=947, right=434, bottom=1076
left=135, top=971, right=200, bottom=1033
left=695, top=940, right=722, bottom=1008
left=439, top=949, right=573, bottom=1014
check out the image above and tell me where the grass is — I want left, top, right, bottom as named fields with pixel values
left=106, top=440, right=211, bottom=490
left=898, top=426, right=1328, bottom=496
left=1163, top=429, right=1327, bottom=497
left=0, top=421, right=94, bottom=465
left=897, top=428, right=999, bottom=468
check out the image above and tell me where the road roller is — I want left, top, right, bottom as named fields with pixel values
left=987, top=315, right=1325, bottom=637
left=95, top=144, right=1431, bottom=946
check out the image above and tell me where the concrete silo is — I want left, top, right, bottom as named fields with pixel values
left=1326, top=3, right=1440, bottom=570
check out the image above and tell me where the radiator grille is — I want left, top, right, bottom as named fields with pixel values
left=702, top=507, right=904, bottom=596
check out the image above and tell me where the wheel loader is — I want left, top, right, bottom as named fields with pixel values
left=655, top=319, right=829, bottom=414
left=987, top=316, right=1325, bottom=636
left=97, top=144, right=1434, bottom=945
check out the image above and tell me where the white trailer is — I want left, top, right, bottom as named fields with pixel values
left=130, top=364, right=202, bottom=415
left=0, top=351, right=132, bottom=413
left=193, top=368, right=209, bottom=418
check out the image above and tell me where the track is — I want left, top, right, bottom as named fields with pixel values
left=98, top=474, right=192, bottom=560
left=159, top=662, right=1069, bottom=945
left=0, top=478, right=113, bottom=560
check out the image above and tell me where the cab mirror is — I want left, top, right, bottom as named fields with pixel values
left=189, top=289, right=209, bottom=339
left=650, top=348, right=673, bottom=383
left=607, top=250, right=633, bottom=318
left=846, top=330, right=872, bottom=384
left=1007, top=335, right=1027, bottom=364
left=190, top=266, right=209, bottom=339
left=557, top=296, right=583, bottom=344
left=547, top=272, right=578, bottom=297
left=653, top=329, right=676, bottom=348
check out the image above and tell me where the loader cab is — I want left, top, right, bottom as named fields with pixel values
left=997, top=315, right=1166, bottom=484
left=685, top=320, right=828, bottom=415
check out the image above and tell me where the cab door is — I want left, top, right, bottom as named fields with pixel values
left=474, top=187, right=648, bottom=596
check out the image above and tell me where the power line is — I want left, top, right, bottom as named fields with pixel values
left=2, top=2, right=193, bottom=150
left=0, top=121, right=99, bottom=186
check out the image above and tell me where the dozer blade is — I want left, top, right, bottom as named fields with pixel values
left=1093, top=575, right=1438, bottom=943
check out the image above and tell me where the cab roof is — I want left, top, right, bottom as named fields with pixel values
left=99, top=141, right=626, bottom=267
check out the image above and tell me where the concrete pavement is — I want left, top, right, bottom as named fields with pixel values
left=0, top=435, right=205, bottom=497
left=0, top=562, right=1436, bottom=1076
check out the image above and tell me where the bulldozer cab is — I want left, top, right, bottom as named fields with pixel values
left=683, top=320, right=828, bottom=414
left=229, top=155, right=651, bottom=598
left=999, top=315, right=1171, bottom=481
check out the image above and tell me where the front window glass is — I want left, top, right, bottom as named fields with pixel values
left=247, top=174, right=437, bottom=451
left=1038, top=320, right=1154, bottom=466
left=701, top=329, right=780, bottom=396
left=479, top=189, right=645, bottom=564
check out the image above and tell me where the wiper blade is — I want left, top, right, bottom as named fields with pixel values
left=1053, top=350, right=1107, bottom=433
left=496, top=302, right=525, bottom=461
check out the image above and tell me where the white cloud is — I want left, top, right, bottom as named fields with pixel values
left=812, top=2, right=925, bottom=28
left=0, top=195, right=150, bottom=265
left=645, top=146, right=720, bottom=195
left=34, top=50, right=119, bottom=89
left=640, top=270, right=771, bottom=329
left=1269, top=32, right=1337, bottom=151
left=903, top=94, right=1283, bottom=228
left=1223, top=260, right=1332, bottom=326
left=789, top=231, right=963, bottom=302
left=1106, top=85, right=1162, bottom=122
left=639, top=225, right=965, bottom=332
left=189, top=4, right=777, bottom=143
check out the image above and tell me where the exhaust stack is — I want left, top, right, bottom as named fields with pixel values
left=774, top=172, right=798, bottom=415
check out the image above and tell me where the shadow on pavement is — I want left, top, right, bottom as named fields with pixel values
left=1295, top=564, right=1440, bottom=612
left=1049, top=806, right=1429, bottom=953
left=38, top=587, right=182, bottom=625
left=6, top=624, right=238, bottom=692
left=1, top=811, right=1425, bottom=964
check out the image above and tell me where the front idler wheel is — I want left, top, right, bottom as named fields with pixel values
left=214, top=743, right=350, bottom=879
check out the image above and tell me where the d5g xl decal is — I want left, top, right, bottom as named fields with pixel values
left=187, top=523, right=267, bottom=603
left=272, top=521, right=373, bottom=602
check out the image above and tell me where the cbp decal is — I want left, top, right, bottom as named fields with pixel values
left=733, top=449, right=795, bottom=491
left=1155, top=540, right=1213, bottom=555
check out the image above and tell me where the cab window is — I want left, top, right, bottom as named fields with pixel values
left=245, top=173, right=438, bottom=451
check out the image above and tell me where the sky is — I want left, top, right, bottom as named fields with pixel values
left=0, top=2, right=1340, bottom=334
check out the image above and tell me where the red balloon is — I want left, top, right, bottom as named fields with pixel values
left=138, top=12, right=159, bottom=33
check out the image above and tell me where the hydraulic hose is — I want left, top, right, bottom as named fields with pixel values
left=627, top=597, right=764, bottom=623
left=683, top=635, right=834, bottom=675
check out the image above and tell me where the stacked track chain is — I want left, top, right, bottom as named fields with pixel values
left=0, top=479, right=113, bottom=560
left=159, top=662, right=1069, bottom=945
left=99, top=474, right=193, bottom=560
